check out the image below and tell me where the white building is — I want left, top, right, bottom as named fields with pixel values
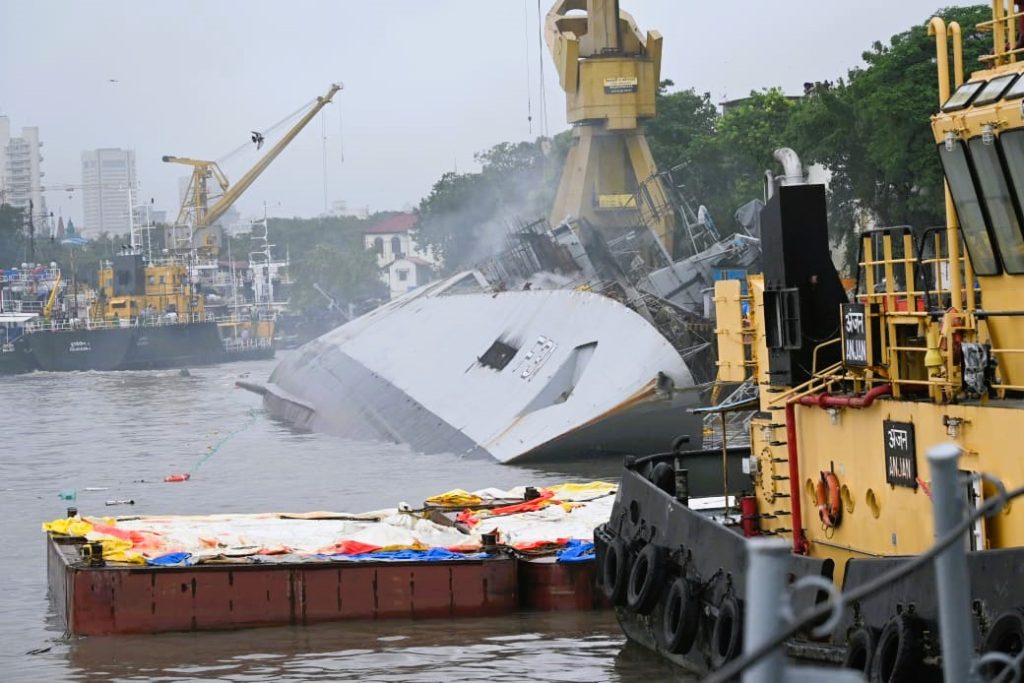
left=81, top=148, right=136, bottom=237
left=0, top=116, right=47, bottom=223
left=362, top=213, right=439, bottom=299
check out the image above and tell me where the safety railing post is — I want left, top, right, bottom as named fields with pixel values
left=742, top=538, right=789, bottom=683
left=927, top=443, right=974, bottom=682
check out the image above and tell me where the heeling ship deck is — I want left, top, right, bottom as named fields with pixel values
left=263, top=273, right=701, bottom=463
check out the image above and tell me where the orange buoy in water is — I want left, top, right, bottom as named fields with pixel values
left=164, top=473, right=191, bottom=483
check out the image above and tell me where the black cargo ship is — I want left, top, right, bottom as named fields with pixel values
left=2, top=252, right=274, bottom=374
left=25, top=321, right=272, bottom=372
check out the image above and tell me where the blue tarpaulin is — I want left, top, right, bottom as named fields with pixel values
left=317, top=548, right=491, bottom=562
left=556, top=540, right=595, bottom=563
left=146, top=552, right=193, bottom=566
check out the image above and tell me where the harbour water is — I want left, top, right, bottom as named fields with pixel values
left=0, top=353, right=694, bottom=682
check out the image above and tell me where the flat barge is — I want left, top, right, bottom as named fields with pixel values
left=46, top=483, right=611, bottom=635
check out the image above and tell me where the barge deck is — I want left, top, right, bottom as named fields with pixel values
left=46, top=482, right=611, bottom=635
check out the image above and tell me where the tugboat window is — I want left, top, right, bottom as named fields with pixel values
left=938, top=142, right=1000, bottom=275
left=968, top=136, right=1024, bottom=273
left=1006, top=74, right=1024, bottom=100
left=973, top=73, right=1018, bottom=106
left=999, top=129, right=1024, bottom=223
left=942, top=80, right=985, bottom=112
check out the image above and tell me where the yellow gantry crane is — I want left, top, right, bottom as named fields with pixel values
left=545, top=0, right=675, bottom=257
left=163, top=82, right=343, bottom=255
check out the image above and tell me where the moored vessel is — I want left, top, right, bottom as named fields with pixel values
left=17, top=251, right=273, bottom=373
left=598, top=7, right=1024, bottom=679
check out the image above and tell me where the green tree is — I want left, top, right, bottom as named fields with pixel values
left=645, top=81, right=718, bottom=176
left=693, top=88, right=800, bottom=227
left=289, top=243, right=384, bottom=311
left=0, top=204, right=26, bottom=263
left=415, top=136, right=569, bottom=273
left=786, top=5, right=991, bottom=261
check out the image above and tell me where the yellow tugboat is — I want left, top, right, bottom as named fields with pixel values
left=600, top=4, right=1024, bottom=680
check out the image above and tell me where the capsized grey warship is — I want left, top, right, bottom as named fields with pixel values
left=248, top=204, right=760, bottom=463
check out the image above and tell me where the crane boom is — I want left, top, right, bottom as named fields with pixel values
left=202, top=82, right=342, bottom=227
left=163, top=82, right=342, bottom=244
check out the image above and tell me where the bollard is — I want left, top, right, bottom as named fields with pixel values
left=927, top=443, right=974, bottom=683
left=742, top=538, right=789, bottom=683
left=674, top=459, right=689, bottom=506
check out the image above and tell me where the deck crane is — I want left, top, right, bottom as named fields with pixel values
left=163, top=82, right=342, bottom=256
left=545, top=1, right=676, bottom=258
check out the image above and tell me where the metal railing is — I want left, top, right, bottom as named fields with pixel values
left=0, top=267, right=61, bottom=284
left=24, top=311, right=269, bottom=333
left=979, top=3, right=1023, bottom=65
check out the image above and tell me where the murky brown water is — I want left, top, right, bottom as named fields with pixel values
left=0, top=353, right=695, bottom=682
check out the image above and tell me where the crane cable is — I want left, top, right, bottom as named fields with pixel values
left=321, top=110, right=329, bottom=214
left=216, top=96, right=319, bottom=164
left=524, top=0, right=533, bottom=135
left=537, top=0, right=549, bottom=138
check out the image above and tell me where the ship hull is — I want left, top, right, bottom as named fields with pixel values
left=263, top=274, right=702, bottom=463
left=602, top=464, right=1024, bottom=679
left=26, top=322, right=272, bottom=372
left=0, top=338, right=38, bottom=375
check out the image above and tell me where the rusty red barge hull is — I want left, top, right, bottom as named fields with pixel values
left=48, top=535, right=605, bottom=636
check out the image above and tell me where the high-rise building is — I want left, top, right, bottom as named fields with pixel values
left=0, top=116, right=47, bottom=225
left=81, top=148, right=136, bottom=237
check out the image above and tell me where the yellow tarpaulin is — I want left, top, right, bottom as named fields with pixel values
left=424, top=489, right=484, bottom=507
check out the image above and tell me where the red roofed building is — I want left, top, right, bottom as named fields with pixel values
left=362, top=213, right=439, bottom=299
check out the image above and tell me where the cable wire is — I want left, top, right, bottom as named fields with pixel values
left=536, top=0, right=549, bottom=137
left=705, top=482, right=1024, bottom=683
left=216, top=97, right=318, bottom=164
left=524, top=0, right=533, bottom=135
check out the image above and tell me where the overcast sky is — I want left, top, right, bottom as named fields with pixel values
left=1, top=1, right=974, bottom=225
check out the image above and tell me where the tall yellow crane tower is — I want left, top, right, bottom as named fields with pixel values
left=163, top=82, right=342, bottom=256
left=546, top=0, right=675, bottom=257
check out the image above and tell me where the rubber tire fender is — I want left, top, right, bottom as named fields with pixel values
left=626, top=543, right=666, bottom=614
left=710, top=594, right=743, bottom=670
left=601, top=538, right=630, bottom=606
left=869, top=613, right=926, bottom=683
left=843, top=626, right=878, bottom=675
left=980, top=608, right=1024, bottom=678
left=659, top=576, right=700, bottom=655
left=649, top=461, right=676, bottom=496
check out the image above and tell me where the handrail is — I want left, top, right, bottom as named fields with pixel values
left=765, top=362, right=846, bottom=408
left=25, top=310, right=274, bottom=334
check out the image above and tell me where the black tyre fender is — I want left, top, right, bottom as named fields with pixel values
left=658, top=576, right=700, bottom=655
left=710, top=594, right=743, bottom=670
left=980, top=608, right=1024, bottom=679
left=843, top=626, right=878, bottom=674
left=649, top=461, right=676, bottom=496
left=869, top=613, right=926, bottom=683
left=601, top=538, right=630, bottom=605
left=626, top=544, right=666, bottom=614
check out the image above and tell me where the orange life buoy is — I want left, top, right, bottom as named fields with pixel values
left=816, top=471, right=842, bottom=528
